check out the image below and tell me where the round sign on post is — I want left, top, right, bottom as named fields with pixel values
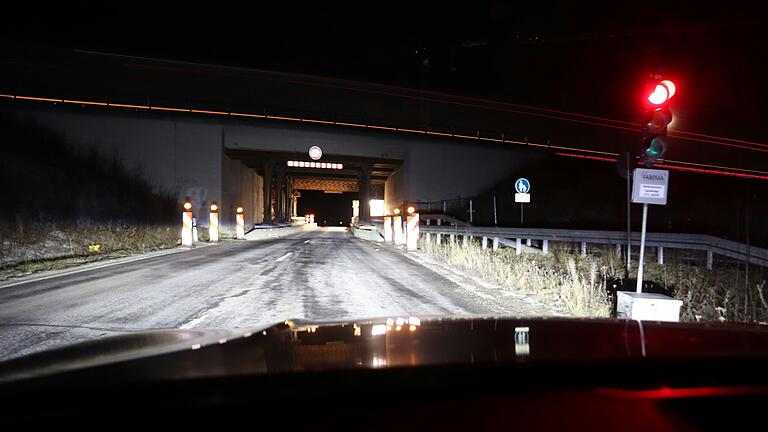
left=515, top=178, right=531, bottom=194
left=308, top=146, right=323, bottom=161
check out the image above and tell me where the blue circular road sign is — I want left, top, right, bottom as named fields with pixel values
left=515, top=178, right=531, bottom=194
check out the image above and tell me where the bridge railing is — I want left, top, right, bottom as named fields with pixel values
left=415, top=218, right=768, bottom=269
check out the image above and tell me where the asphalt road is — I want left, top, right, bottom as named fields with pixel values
left=0, top=227, right=553, bottom=361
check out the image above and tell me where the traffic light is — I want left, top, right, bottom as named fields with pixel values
left=640, top=77, right=676, bottom=167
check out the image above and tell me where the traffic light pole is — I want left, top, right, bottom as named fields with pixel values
left=625, top=152, right=632, bottom=283
left=636, top=203, right=648, bottom=293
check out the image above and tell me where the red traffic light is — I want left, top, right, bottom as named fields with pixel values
left=647, top=80, right=676, bottom=105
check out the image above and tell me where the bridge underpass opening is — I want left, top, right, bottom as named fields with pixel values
left=225, top=149, right=400, bottom=225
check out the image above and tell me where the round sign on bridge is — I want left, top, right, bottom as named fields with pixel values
left=515, top=178, right=531, bottom=194
left=308, top=146, right=323, bottom=161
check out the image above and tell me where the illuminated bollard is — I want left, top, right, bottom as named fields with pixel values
left=393, top=209, right=404, bottom=245
left=181, top=199, right=193, bottom=247
left=406, top=207, right=419, bottom=251
left=235, top=205, right=245, bottom=240
left=383, top=215, right=393, bottom=243
left=209, top=202, right=219, bottom=242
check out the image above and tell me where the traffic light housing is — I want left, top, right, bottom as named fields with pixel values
left=640, top=77, right=676, bottom=167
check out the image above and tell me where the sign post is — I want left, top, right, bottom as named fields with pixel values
left=631, top=168, right=669, bottom=293
left=514, top=178, right=531, bottom=225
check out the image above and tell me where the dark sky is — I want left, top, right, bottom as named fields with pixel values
left=1, top=1, right=765, bottom=141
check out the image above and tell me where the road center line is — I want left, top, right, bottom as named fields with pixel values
left=276, top=252, right=293, bottom=262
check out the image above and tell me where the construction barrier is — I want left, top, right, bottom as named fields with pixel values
left=235, top=206, right=245, bottom=240
left=192, top=217, right=199, bottom=243
left=406, top=213, right=419, bottom=251
left=393, top=215, right=404, bottom=245
left=181, top=200, right=193, bottom=247
left=209, top=202, right=219, bottom=242
left=383, top=216, right=393, bottom=243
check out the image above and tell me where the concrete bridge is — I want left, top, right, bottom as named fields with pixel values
left=1, top=101, right=536, bottom=230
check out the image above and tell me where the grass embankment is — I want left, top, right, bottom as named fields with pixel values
left=0, top=223, right=178, bottom=281
left=420, top=238, right=768, bottom=322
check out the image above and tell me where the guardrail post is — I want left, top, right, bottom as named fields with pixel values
left=425, top=232, right=431, bottom=244
left=616, top=243, right=621, bottom=258
left=493, top=237, right=499, bottom=251
left=462, top=235, right=469, bottom=248
left=482, top=237, right=488, bottom=250
left=436, top=233, right=442, bottom=245
left=581, top=242, right=587, bottom=256
left=450, top=233, right=455, bottom=243
left=437, top=218, right=442, bottom=226
left=707, top=250, right=713, bottom=270
left=516, top=238, right=522, bottom=255
left=526, top=239, right=532, bottom=246
left=657, top=246, right=664, bottom=265
left=426, top=219, right=430, bottom=225
left=542, top=240, right=549, bottom=255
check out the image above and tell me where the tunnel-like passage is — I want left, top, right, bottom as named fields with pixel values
left=225, top=149, right=401, bottom=225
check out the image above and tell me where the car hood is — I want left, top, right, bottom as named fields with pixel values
left=1, top=316, right=767, bottom=384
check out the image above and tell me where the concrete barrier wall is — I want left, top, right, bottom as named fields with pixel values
left=351, top=225, right=384, bottom=242
left=244, top=223, right=317, bottom=240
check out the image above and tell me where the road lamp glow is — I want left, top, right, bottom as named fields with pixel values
left=407, top=206, right=415, bottom=214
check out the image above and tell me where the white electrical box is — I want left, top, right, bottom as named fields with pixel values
left=616, top=291, right=682, bottom=322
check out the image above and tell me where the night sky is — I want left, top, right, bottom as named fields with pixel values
left=2, top=1, right=766, bottom=242
left=2, top=2, right=764, bottom=142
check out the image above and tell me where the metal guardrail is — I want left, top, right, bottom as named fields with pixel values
left=417, top=221, right=768, bottom=268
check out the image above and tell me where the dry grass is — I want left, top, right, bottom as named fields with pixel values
left=420, top=237, right=768, bottom=323
left=0, top=222, right=179, bottom=280
left=420, top=238, right=612, bottom=317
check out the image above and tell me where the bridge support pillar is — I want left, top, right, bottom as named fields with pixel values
left=358, top=163, right=372, bottom=223
left=493, top=237, right=499, bottom=251
left=516, top=238, right=522, bottom=255
left=462, top=235, right=468, bottom=248
left=482, top=237, right=488, bottom=250
left=262, top=160, right=273, bottom=224
left=658, top=246, right=664, bottom=265
left=526, top=239, right=532, bottom=246
left=542, top=240, right=549, bottom=255
left=450, top=234, right=455, bottom=243
left=707, top=250, right=713, bottom=270
left=616, top=243, right=622, bottom=258
left=581, top=242, right=587, bottom=256
left=275, top=168, right=285, bottom=223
